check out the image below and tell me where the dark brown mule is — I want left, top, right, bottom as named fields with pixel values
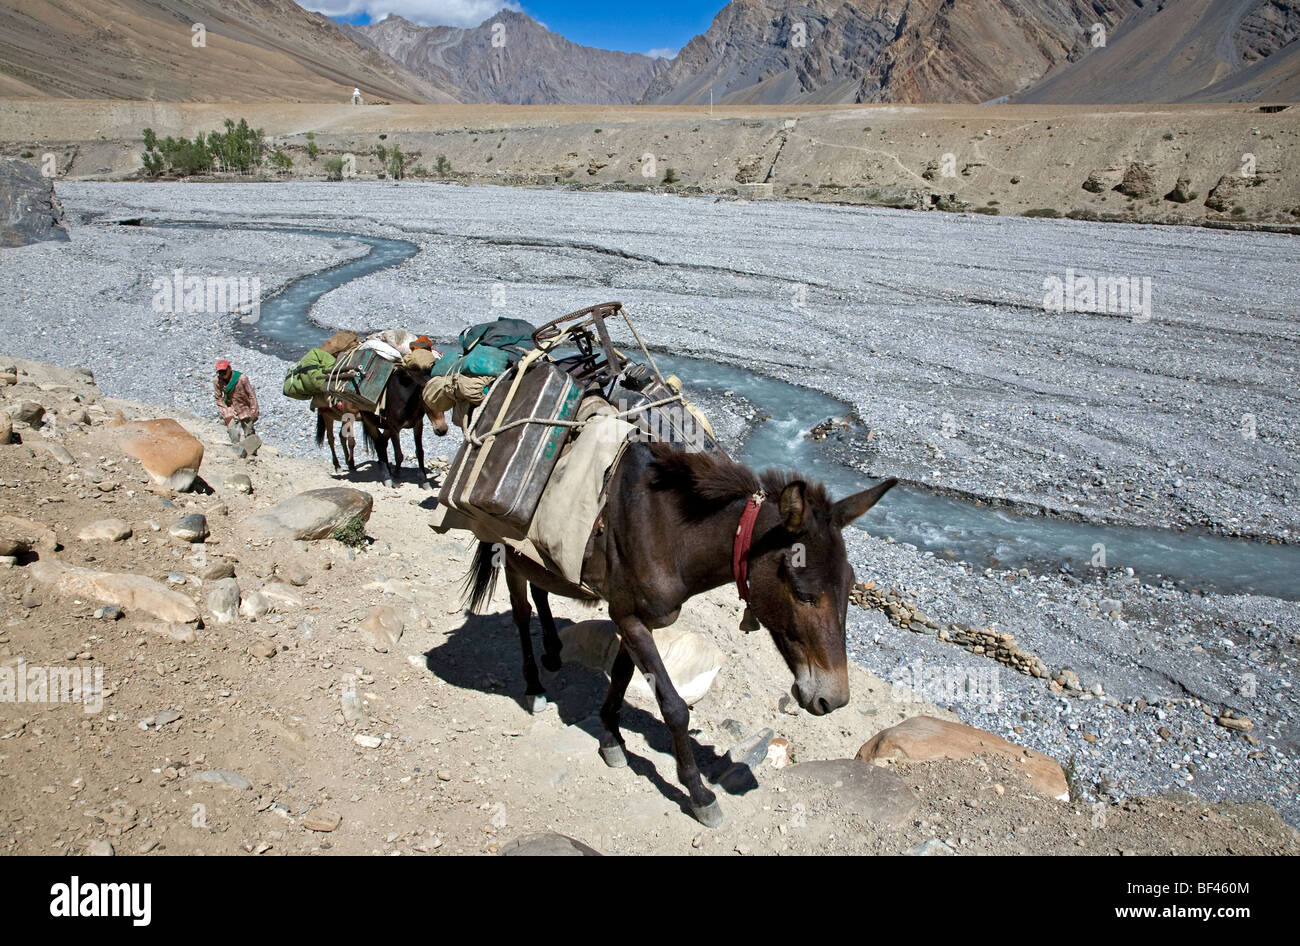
left=360, top=368, right=449, bottom=488
left=464, top=440, right=896, bottom=827
left=314, top=404, right=358, bottom=473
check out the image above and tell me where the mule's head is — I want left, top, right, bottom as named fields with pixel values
left=745, top=476, right=897, bottom=716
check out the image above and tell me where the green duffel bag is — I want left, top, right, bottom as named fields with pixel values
left=431, top=345, right=511, bottom=378
left=283, top=347, right=336, bottom=401
left=456, top=317, right=537, bottom=362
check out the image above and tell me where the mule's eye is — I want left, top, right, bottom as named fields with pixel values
left=788, top=575, right=820, bottom=605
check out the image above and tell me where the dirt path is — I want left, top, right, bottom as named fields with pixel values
left=1, top=355, right=1296, bottom=855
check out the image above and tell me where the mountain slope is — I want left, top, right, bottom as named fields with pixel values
left=1017, top=0, right=1300, bottom=103
left=641, top=0, right=1148, bottom=105
left=0, top=0, right=462, bottom=102
left=350, top=10, right=668, bottom=106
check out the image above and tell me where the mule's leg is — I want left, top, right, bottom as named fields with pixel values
left=389, top=428, right=404, bottom=483
left=505, top=566, right=547, bottom=714
left=361, top=415, right=393, bottom=487
left=531, top=585, right=563, bottom=672
left=412, top=414, right=429, bottom=489
left=341, top=419, right=357, bottom=472
left=597, top=645, right=634, bottom=768
left=325, top=419, right=341, bottom=472
left=617, top=615, right=722, bottom=827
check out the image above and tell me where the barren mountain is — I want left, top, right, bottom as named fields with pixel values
left=348, top=10, right=668, bottom=106
left=0, top=0, right=461, bottom=102
left=1017, top=0, right=1300, bottom=103
left=642, top=0, right=1299, bottom=106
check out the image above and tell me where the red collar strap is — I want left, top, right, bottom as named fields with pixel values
left=732, top=491, right=766, bottom=601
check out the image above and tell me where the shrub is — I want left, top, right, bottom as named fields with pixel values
left=662, top=167, right=679, bottom=184
left=1024, top=208, right=1062, bottom=218
left=270, top=150, right=293, bottom=172
left=307, top=141, right=319, bottom=159
left=435, top=154, right=451, bottom=177
left=324, top=156, right=345, bottom=181
left=376, top=144, right=387, bottom=164
left=19, top=150, right=33, bottom=159
left=332, top=515, right=367, bottom=547
left=387, top=145, right=406, bottom=180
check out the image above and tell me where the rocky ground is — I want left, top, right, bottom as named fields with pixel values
left=1, top=355, right=1297, bottom=856
left=2, top=100, right=1298, bottom=228
left=0, top=180, right=1296, bottom=844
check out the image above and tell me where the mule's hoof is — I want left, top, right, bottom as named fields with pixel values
left=541, top=652, right=562, bottom=673
left=691, top=800, right=725, bottom=829
left=527, top=693, right=548, bottom=714
left=598, top=744, right=627, bottom=768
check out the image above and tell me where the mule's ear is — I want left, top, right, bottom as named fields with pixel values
left=833, top=478, right=898, bottom=528
left=778, top=481, right=807, bottom=532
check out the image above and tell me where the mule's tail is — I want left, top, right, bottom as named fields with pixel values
left=360, top=413, right=383, bottom=458
left=314, top=410, right=328, bottom=448
left=461, top=540, right=500, bottom=614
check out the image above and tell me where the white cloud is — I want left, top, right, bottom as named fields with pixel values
left=645, top=48, right=677, bottom=60
left=298, top=1, right=522, bottom=30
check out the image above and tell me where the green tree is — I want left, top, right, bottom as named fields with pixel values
left=387, top=145, right=406, bottom=180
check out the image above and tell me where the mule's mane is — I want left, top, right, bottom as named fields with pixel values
left=647, top=442, right=831, bottom=517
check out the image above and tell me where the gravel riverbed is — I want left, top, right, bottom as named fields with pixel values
left=2, top=180, right=1296, bottom=824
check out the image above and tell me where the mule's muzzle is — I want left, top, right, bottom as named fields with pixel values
left=791, top=673, right=849, bottom=717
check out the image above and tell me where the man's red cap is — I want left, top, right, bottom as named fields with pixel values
left=215, top=360, right=231, bottom=371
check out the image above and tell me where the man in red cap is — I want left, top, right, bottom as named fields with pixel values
left=213, top=359, right=260, bottom=454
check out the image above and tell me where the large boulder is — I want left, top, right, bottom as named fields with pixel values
left=29, top=560, right=200, bottom=625
left=856, top=715, right=1069, bottom=801
left=242, top=487, right=373, bottom=541
left=118, top=419, right=204, bottom=485
left=1113, top=162, right=1157, bottom=199
left=0, top=157, right=69, bottom=248
left=777, top=759, right=919, bottom=826
left=558, top=620, right=723, bottom=705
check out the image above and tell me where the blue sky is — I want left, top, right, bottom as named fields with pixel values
left=300, top=1, right=722, bottom=57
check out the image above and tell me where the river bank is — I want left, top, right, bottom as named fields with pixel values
left=1, top=180, right=1296, bottom=825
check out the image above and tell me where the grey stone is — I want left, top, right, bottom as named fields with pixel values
left=499, top=832, right=601, bottom=856
left=242, top=487, right=373, bottom=541
left=240, top=590, right=271, bottom=619
left=906, top=838, right=956, bottom=856
left=206, top=577, right=240, bottom=624
left=190, top=770, right=252, bottom=790
left=169, top=514, right=208, bottom=543
left=223, top=473, right=253, bottom=494
left=727, top=727, right=775, bottom=770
